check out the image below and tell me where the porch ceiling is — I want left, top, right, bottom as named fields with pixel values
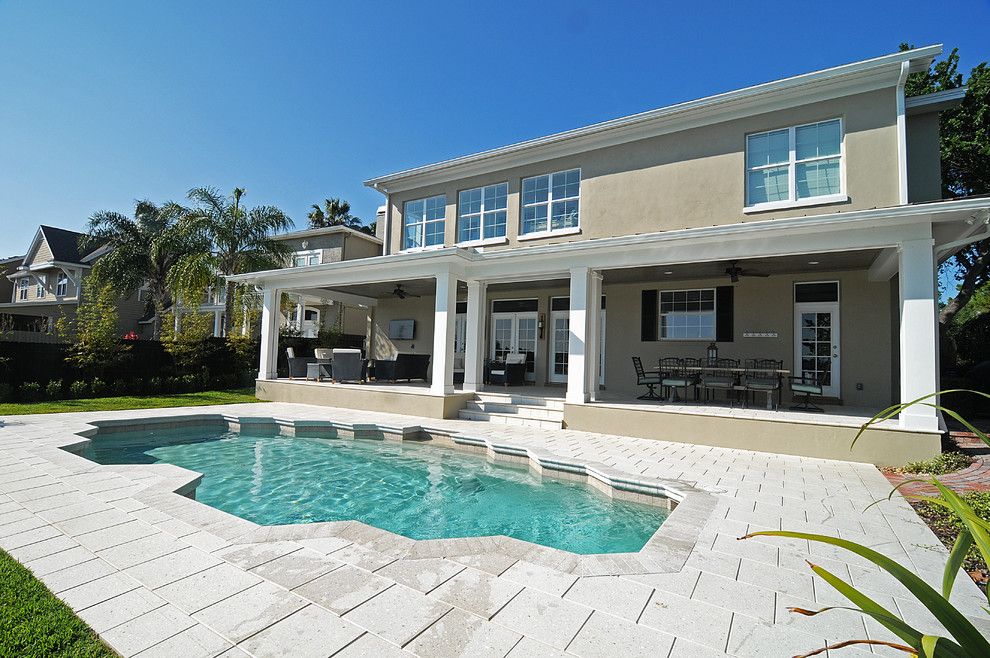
left=601, top=248, right=882, bottom=284
left=295, top=277, right=463, bottom=300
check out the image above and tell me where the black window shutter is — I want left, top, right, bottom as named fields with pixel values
left=641, top=290, right=657, bottom=341
left=716, top=286, right=734, bottom=342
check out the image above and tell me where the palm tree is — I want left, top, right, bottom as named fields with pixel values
left=307, top=197, right=364, bottom=230
left=84, top=200, right=189, bottom=338
left=169, top=187, right=293, bottom=336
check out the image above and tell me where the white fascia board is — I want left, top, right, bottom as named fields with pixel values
left=905, top=87, right=967, bottom=115
left=365, top=46, right=941, bottom=193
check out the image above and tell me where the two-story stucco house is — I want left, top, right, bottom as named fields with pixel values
left=0, top=225, right=145, bottom=339
left=230, top=46, right=990, bottom=466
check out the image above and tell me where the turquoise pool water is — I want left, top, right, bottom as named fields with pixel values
left=85, top=427, right=669, bottom=554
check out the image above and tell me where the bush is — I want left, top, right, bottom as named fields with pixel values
left=44, top=379, right=63, bottom=400
left=902, top=451, right=975, bottom=475
left=0, top=382, right=12, bottom=402
left=164, top=376, right=179, bottom=393
left=147, top=377, right=162, bottom=395
left=69, top=380, right=88, bottom=399
left=915, top=491, right=990, bottom=583
left=90, top=378, right=107, bottom=397
left=20, top=382, right=42, bottom=402
left=180, top=374, right=199, bottom=392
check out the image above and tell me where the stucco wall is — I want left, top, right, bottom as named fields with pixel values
left=386, top=88, right=900, bottom=254
left=906, top=111, right=942, bottom=203
left=368, top=268, right=895, bottom=409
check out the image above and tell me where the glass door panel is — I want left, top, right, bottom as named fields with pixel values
left=549, top=312, right=569, bottom=383
left=794, top=303, right=840, bottom=398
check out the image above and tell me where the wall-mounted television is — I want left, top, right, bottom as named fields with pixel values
left=388, top=319, right=415, bottom=340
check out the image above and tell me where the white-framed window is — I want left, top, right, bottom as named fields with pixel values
left=36, top=274, right=46, bottom=299
left=18, top=277, right=28, bottom=300
left=521, top=168, right=580, bottom=236
left=403, top=194, right=446, bottom=250
left=458, top=183, right=507, bottom=244
left=55, top=273, right=68, bottom=297
left=659, top=288, right=716, bottom=340
left=292, top=250, right=321, bottom=267
left=745, top=118, right=843, bottom=210
left=138, top=288, right=151, bottom=302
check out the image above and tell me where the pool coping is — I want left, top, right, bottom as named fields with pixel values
left=56, top=412, right=719, bottom=577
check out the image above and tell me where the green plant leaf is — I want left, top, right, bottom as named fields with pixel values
left=743, top=531, right=990, bottom=655
left=943, top=531, right=974, bottom=599
left=852, top=390, right=990, bottom=449
left=922, top=635, right=941, bottom=657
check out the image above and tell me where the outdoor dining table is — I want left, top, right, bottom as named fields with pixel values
left=649, top=365, right=791, bottom=409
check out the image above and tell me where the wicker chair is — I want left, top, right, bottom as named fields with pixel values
left=632, top=357, right=662, bottom=400
left=743, top=359, right=783, bottom=410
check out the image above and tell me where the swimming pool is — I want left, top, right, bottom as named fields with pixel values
left=84, top=427, right=670, bottom=554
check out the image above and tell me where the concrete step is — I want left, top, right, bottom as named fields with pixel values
left=474, top=392, right=565, bottom=411
left=463, top=401, right=563, bottom=421
left=457, top=409, right=563, bottom=430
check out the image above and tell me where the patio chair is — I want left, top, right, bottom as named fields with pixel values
left=308, top=348, right=333, bottom=382
left=489, top=353, right=527, bottom=387
left=789, top=371, right=828, bottom=412
left=700, top=358, right=740, bottom=405
left=330, top=348, right=367, bottom=383
left=743, top=359, right=784, bottom=410
left=632, top=356, right=662, bottom=400
left=375, top=353, right=430, bottom=382
left=285, top=347, right=316, bottom=379
left=659, top=357, right=696, bottom=402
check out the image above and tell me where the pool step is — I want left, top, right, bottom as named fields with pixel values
left=458, top=392, right=564, bottom=429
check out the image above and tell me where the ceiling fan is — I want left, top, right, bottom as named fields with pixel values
left=390, top=284, right=420, bottom=299
left=724, top=260, right=770, bottom=283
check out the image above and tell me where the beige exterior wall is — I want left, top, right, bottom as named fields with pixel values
left=343, top=234, right=382, bottom=260
left=386, top=88, right=900, bottom=254
left=906, top=111, right=942, bottom=202
left=12, top=267, right=80, bottom=303
left=27, top=238, right=55, bottom=265
left=368, top=267, right=894, bottom=409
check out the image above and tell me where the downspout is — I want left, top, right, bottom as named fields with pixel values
left=896, top=61, right=911, bottom=205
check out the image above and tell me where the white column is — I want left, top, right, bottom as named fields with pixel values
left=365, top=305, right=377, bottom=360
left=258, top=287, right=281, bottom=380
left=584, top=272, right=603, bottom=402
left=567, top=267, right=592, bottom=404
left=463, top=280, right=487, bottom=392
left=898, top=237, right=939, bottom=431
left=431, top=272, right=458, bottom=395
left=213, top=310, right=223, bottom=337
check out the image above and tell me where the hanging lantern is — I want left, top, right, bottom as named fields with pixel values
left=707, top=342, right=718, bottom=366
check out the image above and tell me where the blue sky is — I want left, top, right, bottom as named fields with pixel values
left=1, top=0, right=988, bottom=255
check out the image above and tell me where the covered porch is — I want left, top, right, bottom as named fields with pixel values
left=231, top=198, right=990, bottom=465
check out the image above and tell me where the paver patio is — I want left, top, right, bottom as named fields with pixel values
left=1, top=401, right=988, bottom=657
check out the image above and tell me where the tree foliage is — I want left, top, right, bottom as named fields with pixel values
left=168, top=187, right=293, bottom=335
left=307, top=197, right=373, bottom=234
left=67, top=277, right=128, bottom=376
left=84, top=200, right=189, bottom=338
left=901, top=44, right=990, bottom=328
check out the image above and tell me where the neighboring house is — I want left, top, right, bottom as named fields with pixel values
left=232, top=45, right=990, bottom=465
left=0, top=256, right=23, bottom=310
left=186, top=223, right=384, bottom=337
left=0, top=226, right=143, bottom=340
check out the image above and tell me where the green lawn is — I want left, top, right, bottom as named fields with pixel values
left=0, top=548, right=117, bottom=657
left=0, top=388, right=258, bottom=416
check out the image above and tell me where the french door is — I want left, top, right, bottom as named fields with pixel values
left=547, top=298, right=606, bottom=385
left=490, top=312, right=537, bottom=382
left=794, top=302, right=840, bottom=398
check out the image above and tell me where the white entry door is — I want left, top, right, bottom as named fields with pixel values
left=794, top=302, right=840, bottom=398
left=301, top=308, right=320, bottom=338
left=547, top=301, right=606, bottom=385
left=490, top=312, right=537, bottom=382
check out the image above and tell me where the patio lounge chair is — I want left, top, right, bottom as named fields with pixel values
left=790, top=372, right=827, bottom=412
left=285, top=347, right=316, bottom=379
left=375, top=353, right=430, bottom=382
left=488, top=353, right=527, bottom=386
left=743, top=359, right=783, bottom=410
left=632, top=356, right=662, bottom=400
left=331, top=348, right=367, bottom=383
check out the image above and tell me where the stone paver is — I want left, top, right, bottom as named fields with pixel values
left=1, top=401, right=987, bottom=657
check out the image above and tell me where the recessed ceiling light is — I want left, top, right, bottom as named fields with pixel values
left=664, top=270, right=673, bottom=275
left=808, top=260, right=820, bottom=265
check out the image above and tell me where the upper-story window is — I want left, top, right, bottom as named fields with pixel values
left=55, top=273, right=68, bottom=297
left=292, top=250, right=321, bottom=267
left=36, top=274, right=46, bottom=299
left=521, top=168, right=580, bottom=237
left=18, top=278, right=27, bottom=300
left=403, top=195, right=446, bottom=250
left=745, top=118, right=843, bottom=210
left=659, top=289, right=716, bottom=340
left=458, top=183, right=507, bottom=244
